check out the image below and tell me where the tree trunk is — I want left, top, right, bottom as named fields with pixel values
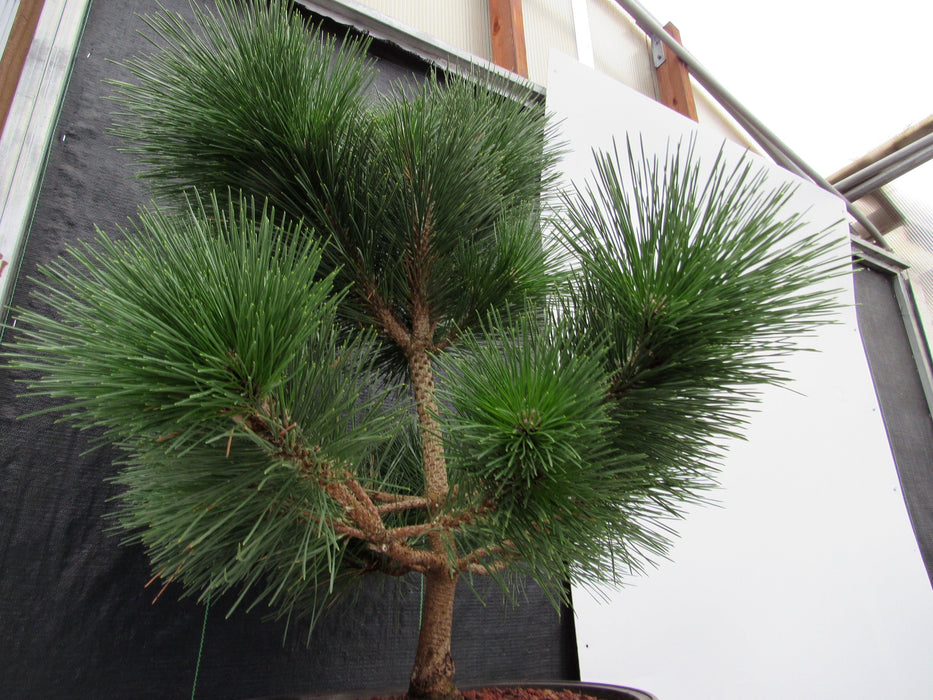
left=408, top=569, right=460, bottom=700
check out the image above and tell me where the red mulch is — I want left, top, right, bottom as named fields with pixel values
left=464, top=689, right=599, bottom=700
left=371, top=689, right=599, bottom=700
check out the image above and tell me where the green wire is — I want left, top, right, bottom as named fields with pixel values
left=419, top=575, right=424, bottom=627
left=191, top=596, right=210, bottom=700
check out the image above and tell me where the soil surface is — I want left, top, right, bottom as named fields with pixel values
left=373, top=690, right=599, bottom=700
left=463, top=689, right=599, bottom=700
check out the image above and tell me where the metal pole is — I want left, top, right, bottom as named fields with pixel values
left=612, top=0, right=892, bottom=250
left=843, top=146, right=933, bottom=201
left=834, top=132, right=933, bottom=195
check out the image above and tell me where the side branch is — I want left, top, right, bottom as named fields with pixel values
left=466, top=560, right=510, bottom=576
left=456, top=543, right=517, bottom=575
left=237, top=401, right=444, bottom=571
left=365, top=280, right=412, bottom=350
left=330, top=521, right=368, bottom=540
left=345, top=476, right=385, bottom=526
left=374, top=494, right=429, bottom=515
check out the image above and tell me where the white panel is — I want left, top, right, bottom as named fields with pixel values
left=548, top=51, right=933, bottom=700
left=522, top=0, right=576, bottom=85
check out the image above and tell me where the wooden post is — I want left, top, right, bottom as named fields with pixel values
left=0, top=0, right=46, bottom=137
left=489, top=0, right=528, bottom=78
left=654, top=22, right=698, bottom=122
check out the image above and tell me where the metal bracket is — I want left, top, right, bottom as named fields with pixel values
left=651, top=35, right=666, bottom=67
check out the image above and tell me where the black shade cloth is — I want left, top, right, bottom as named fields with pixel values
left=0, top=1, right=579, bottom=698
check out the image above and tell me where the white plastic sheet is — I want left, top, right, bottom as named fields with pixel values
left=548, top=50, right=933, bottom=700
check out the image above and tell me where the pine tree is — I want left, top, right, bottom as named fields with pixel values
left=5, top=1, right=842, bottom=698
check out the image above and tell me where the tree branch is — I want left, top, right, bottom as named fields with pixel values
left=368, top=288, right=412, bottom=350
left=456, top=542, right=517, bottom=574
left=375, top=494, right=429, bottom=515
left=389, top=523, right=444, bottom=541
left=466, top=560, right=511, bottom=576
left=330, top=521, right=368, bottom=540
left=237, top=400, right=452, bottom=572
left=345, top=475, right=385, bottom=525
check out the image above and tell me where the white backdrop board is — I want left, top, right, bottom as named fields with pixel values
left=547, top=51, right=933, bottom=699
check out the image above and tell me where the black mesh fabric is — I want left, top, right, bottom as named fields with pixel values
left=0, top=1, right=578, bottom=697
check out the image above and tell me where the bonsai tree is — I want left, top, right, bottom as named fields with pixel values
left=5, top=1, right=841, bottom=697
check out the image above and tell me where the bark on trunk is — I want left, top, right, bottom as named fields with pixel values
left=407, top=338, right=447, bottom=515
left=408, top=569, right=460, bottom=700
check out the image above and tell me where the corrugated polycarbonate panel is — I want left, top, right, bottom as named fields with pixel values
left=693, top=86, right=759, bottom=151
left=586, top=0, right=656, bottom=99
left=523, top=0, right=577, bottom=85
left=322, top=0, right=760, bottom=153
left=351, top=0, right=492, bottom=63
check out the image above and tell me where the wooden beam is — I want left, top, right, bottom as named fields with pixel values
left=654, top=22, right=698, bottom=122
left=0, top=0, right=46, bottom=137
left=489, top=0, right=528, bottom=78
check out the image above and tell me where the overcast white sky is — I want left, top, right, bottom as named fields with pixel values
left=639, top=0, right=932, bottom=202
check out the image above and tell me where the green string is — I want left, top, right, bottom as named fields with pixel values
left=191, top=596, right=210, bottom=700
left=419, top=575, right=424, bottom=627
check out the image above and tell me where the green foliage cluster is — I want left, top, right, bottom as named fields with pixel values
left=438, top=313, right=649, bottom=587
left=111, top=0, right=561, bottom=364
left=10, top=197, right=402, bottom=624
left=5, top=0, right=843, bottom=684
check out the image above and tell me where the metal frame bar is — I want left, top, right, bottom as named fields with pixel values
left=835, top=132, right=933, bottom=195
left=838, top=139, right=933, bottom=200
left=851, top=236, right=910, bottom=276
left=853, top=236, right=933, bottom=420
left=0, top=0, right=92, bottom=325
left=893, top=273, right=933, bottom=420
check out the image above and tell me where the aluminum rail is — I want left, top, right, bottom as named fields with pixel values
left=834, top=132, right=933, bottom=199
left=843, top=145, right=933, bottom=201
left=613, top=0, right=891, bottom=250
